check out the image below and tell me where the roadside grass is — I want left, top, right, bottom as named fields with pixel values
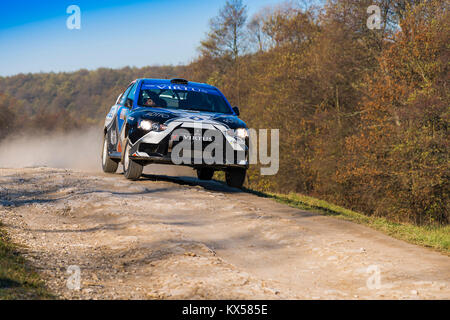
left=0, top=224, right=54, bottom=299
left=212, top=171, right=449, bottom=254
left=255, top=191, right=449, bottom=255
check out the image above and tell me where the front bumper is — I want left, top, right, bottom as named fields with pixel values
left=127, top=121, right=249, bottom=169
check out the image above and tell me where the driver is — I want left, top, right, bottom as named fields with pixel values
left=142, top=91, right=166, bottom=108
left=143, top=91, right=159, bottom=107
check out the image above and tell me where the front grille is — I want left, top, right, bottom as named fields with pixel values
left=171, top=128, right=219, bottom=152
left=170, top=128, right=246, bottom=165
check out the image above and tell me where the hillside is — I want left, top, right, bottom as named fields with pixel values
left=0, top=0, right=448, bottom=226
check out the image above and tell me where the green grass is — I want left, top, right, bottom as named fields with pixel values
left=261, top=192, right=449, bottom=254
left=0, top=225, right=54, bottom=299
left=213, top=171, right=449, bottom=254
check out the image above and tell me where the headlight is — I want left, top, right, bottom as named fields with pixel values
left=236, top=128, right=249, bottom=139
left=226, top=128, right=248, bottom=139
left=138, top=120, right=167, bottom=132
left=138, top=120, right=153, bottom=131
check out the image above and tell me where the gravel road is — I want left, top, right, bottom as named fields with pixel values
left=0, top=167, right=448, bottom=299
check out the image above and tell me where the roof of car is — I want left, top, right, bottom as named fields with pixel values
left=139, top=79, right=216, bottom=90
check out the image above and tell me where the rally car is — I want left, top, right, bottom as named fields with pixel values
left=102, top=78, right=249, bottom=188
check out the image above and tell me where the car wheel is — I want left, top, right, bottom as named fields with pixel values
left=102, top=134, right=119, bottom=173
left=197, top=168, right=214, bottom=180
left=123, top=140, right=143, bottom=180
left=225, top=168, right=246, bottom=189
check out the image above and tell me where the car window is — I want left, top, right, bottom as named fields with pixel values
left=127, top=82, right=138, bottom=101
left=138, top=86, right=232, bottom=114
left=120, top=83, right=134, bottom=105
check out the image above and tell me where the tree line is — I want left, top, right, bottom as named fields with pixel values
left=0, top=0, right=448, bottom=225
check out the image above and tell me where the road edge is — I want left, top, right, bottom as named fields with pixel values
left=0, top=222, right=55, bottom=299
left=248, top=191, right=449, bottom=255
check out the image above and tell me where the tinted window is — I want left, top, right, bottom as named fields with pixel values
left=138, top=85, right=232, bottom=114
left=127, top=82, right=138, bottom=101
left=120, top=83, right=134, bottom=105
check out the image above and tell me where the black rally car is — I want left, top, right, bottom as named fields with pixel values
left=102, top=78, right=249, bottom=188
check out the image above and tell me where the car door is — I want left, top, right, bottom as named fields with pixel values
left=116, top=81, right=138, bottom=150
left=104, top=82, right=135, bottom=154
left=117, top=82, right=136, bottom=131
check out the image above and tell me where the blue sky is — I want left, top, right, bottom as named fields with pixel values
left=0, top=0, right=288, bottom=77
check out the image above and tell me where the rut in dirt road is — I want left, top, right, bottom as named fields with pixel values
left=0, top=167, right=449, bottom=299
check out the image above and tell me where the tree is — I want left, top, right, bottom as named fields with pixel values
left=200, top=0, right=248, bottom=60
left=337, top=0, right=449, bottom=224
left=1, top=0, right=447, bottom=226
left=0, top=93, right=19, bottom=139
left=247, top=8, right=272, bottom=53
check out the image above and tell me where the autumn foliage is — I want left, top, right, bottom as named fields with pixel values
left=0, top=0, right=448, bottom=225
left=183, top=0, right=449, bottom=225
left=337, top=1, right=449, bottom=224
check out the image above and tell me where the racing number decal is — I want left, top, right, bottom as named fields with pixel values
left=115, top=106, right=130, bottom=153
left=117, top=107, right=129, bottom=129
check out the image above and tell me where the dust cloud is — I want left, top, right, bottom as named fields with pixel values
left=0, top=127, right=196, bottom=176
left=0, top=127, right=103, bottom=172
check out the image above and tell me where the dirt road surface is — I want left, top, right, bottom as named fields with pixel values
left=0, top=167, right=448, bottom=299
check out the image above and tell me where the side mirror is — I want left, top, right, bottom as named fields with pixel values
left=125, top=98, right=133, bottom=109
left=232, top=106, right=240, bottom=116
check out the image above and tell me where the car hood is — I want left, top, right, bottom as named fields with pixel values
left=129, top=107, right=247, bottom=129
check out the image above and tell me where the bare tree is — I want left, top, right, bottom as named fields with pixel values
left=200, top=0, right=248, bottom=60
left=247, top=9, right=270, bottom=53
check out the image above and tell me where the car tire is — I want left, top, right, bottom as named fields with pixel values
left=225, top=168, right=246, bottom=189
left=123, top=140, right=143, bottom=180
left=102, top=134, right=119, bottom=173
left=197, top=168, right=214, bottom=180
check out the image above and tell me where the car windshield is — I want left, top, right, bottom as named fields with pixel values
left=138, top=85, right=232, bottom=114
